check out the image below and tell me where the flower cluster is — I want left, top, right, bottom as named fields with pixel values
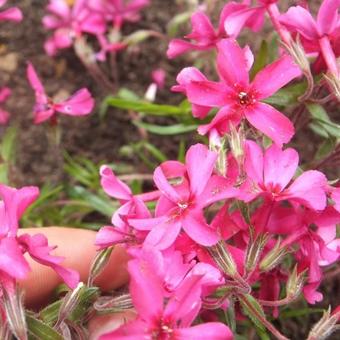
left=43, top=0, right=150, bottom=60
left=95, top=1, right=340, bottom=338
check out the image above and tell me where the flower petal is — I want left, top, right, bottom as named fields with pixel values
left=251, top=55, right=301, bottom=99
left=316, top=0, right=340, bottom=35
left=245, top=102, right=295, bottom=147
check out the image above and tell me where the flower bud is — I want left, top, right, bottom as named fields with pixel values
left=209, top=133, right=227, bottom=177
left=245, top=233, right=269, bottom=274
left=259, top=238, right=288, bottom=272
left=228, top=123, right=245, bottom=170
left=2, top=287, right=27, bottom=340
left=94, top=294, right=133, bottom=314
left=56, top=282, right=85, bottom=327
left=284, top=37, right=310, bottom=74
left=208, top=241, right=237, bottom=277
left=307, top=307, right=340, bottom=340
left=88, top=247, right=114, bottom=286
left=286, top=265, right=305, bottom=300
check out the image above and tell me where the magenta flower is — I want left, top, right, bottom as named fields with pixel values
left=167, top=1, right=263, bottom=59
left=89, top=0, right=150, bottom=28
left=27, top=62, right=95, bottom=124
left=129, top=144, right=238, bottom=250
left=175, top=39, right=301, bottom=146
left=241, top=141, right=328, bottom=211
left=95, top=165, right=152, bottom=248
left=99, top=250, right=233, bottom=340
left=0, top=87, right=11, bottom=124
left=331, top=187, right=340, bottom=212
left=0, top=0, right=23, bottom=22
left=279, top=0, right=340, bottom=76
left=0, top=184, right=79, bottom=294
left=43, top=0, right=106, bottom=56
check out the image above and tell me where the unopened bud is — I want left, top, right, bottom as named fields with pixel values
left=284, top=37, right=310, bottom=73
left=209, top=133, right=227, bottom=177
left=245, top=233, right=269, bottom=274
left=307, top=307, right=340, bottom=340
left=56, top=282, right=85, bottom=327
left=228, top=123, right=245, bottom=168
left=2, top=287, right=27, bottom=340
left=208, top=241, right=237, bottom=277
left=286, top=265, right=305, bottom=300
left=259, top=238, right=288, bottom=272
left=88, top=247, right=114, bottom=286
left=94, top=294, right=133, bottom=314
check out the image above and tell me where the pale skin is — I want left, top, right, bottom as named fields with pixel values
left=18, top=227, right=132, bottom=339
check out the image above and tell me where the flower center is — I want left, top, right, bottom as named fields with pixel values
left=238, top=91, right=253, bottom=106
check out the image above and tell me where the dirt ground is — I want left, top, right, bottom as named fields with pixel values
left=0, top=0, right=339, bottom=338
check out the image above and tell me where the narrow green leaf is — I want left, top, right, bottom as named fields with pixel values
left=26, top=315, right=63, bottom=340
left=167, top=11, right=191, bottom=37
left=239, top=294, right=266, bottom=331
left=104, top=97, right=189, bottom=116
left=263, top=82, right=307, bottom=106
left=133, top=121, right=198, bottom=135
left=251, top=40, right=268, bottom=79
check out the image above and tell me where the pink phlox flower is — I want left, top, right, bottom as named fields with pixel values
left=0, top=0, right=23, bottom=22
left=99, top=250, right=233, bottom=340
left=167, top=1, right=264, bottom=59
left=279, top=0, right=340, bottom=76
left=89, top=0, right=150, bottom=29
left=152, top=68, right=166, bottom=90
left=27, top=62, right=94, bottom=124
left=96, top=165, right=151, bottom=248
left=129, top=144, right=238, bottom=250
left=0, top=87, right=11, bottom=124
left=43, top=0, right=106, bottom=56
left=175, top=39, right=301, bottom=146
left=0, top=184, right=79, bottom=293
left=240, top=140, right=328, bottom=211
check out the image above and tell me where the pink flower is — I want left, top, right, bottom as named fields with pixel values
left=0, top=184, right=79, bottom=294
left=27, top=62, right=95, bottom=124
left=99, top=250, right=233, bottom=340
left=174, top=39, right=301, bottom=146
left=167, top=1, right=263, bottom=59
left=0, top=0, right=23, bottom=22
left=89, top=0, right=150, bottom=28
left=0, top=87, right=11, bottom=124
left=241, top=141, right=328, bottom=211
left=331, top=187, right=340, bottom=212
left=129, top=144, right=238, bottom=250
left=279, top=0, right=340, bottom=76
left=43, top=0, right=106, bottom=56
left=95, top=165, right=152, bottom=248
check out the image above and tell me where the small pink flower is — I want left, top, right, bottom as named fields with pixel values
left=174, top=39, right=301, bottom=146
left=129, top=144, right=238, bottom=249
left=27, top=62, right=95, bottom=124
left=0, top=184, right=79, bottom=293
left=0, top=0, right=23, bottom=22
left=167, top=1, right=263, bottom=59
left=99, top=250, right=233, bottom=340
left=279, top=0, right=340, bottom=76
left=43, top=0, right=106, bottom=55
left=241, top=141, right=328, bottom=211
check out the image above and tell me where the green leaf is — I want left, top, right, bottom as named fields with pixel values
left=117, top=88, right=140, bottom=101
left=68, top=186, right=116, bottom=217
left=167, top=11, right=192, bottom=37
left=251, top=40, right=268, bottom=79
left=263, top=82, right=307, bottom=106
left=280, top=308, right=324, bottom=319
left=239, top=294, right=266, bottom=331
left=143, top=142, right=168, bottom=162
left=104, top=97, right=189, bottom=116
left=315, top=138, right=337, bottom=160
left=133, top=121, right=198, bottom=135
left=0, top=126, right=17, bottom=162
left=306, top=103, right=340, bottom=138
left=26, top=314, right=63, bottom=340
